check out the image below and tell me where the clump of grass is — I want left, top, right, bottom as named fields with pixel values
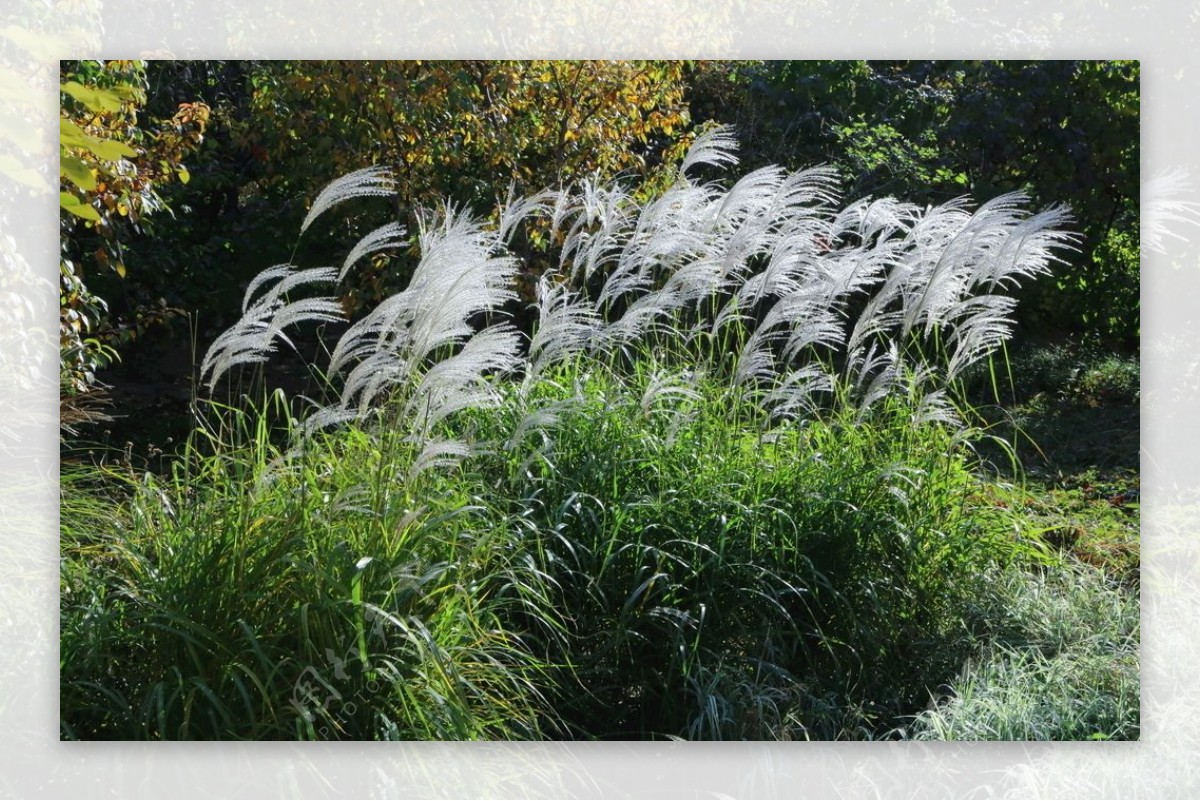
left=906, top=562, right=1139, bottom=740
left=455, top=360, right=1039, bottom=739
left=61, top=392, right=558, bottom=740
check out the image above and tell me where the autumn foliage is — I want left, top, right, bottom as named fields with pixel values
left=59, top=59, right=209, bottom=393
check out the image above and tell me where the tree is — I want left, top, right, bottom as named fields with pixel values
left=59, top=59, right=209, bottom=395
left=241, top=60, right=694, bottom=309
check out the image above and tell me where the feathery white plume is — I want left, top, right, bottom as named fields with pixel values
left=300, top=166, right=396, bottom=234
left=339, top=222, right=407, bottom=282
left=200, top=265, right=342, bottom=390
left=207, top=143, right=1075, bottom=466
left=679, top=125, right=740, bottom=176
left=528, top=276, right=601, bottom=377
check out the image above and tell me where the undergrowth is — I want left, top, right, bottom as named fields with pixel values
left=468, top=363, right=1038, bottom=739
left=907, top=562, right=1139, bottom=740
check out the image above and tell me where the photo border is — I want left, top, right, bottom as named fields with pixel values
left=4, top=2, right=1193, bottom=796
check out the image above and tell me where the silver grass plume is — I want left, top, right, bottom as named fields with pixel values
left=507, top=393, right=585, bottom=452
left=339, top=221, right=406, bottom=282
left=200, top=264, right=343, bottom=390
left=639, top=369, right=702, bottom=447
left=405, top=208, right=518, bottom=367
left=405, top=325, right=522, bottom=441
left=904, top=195, right=1074, bottom=379
left=898, top=193, right=1071, bottom=340
left=763, top=365, right=835, bottom=422
left=678, top=125, right=740, bottom=176
left=208, top=134, right=1076, bottom=472
left=639, top=369, right=702, bottom=418
left=558, top=179, right=633, bottom=282
left=300, top=165, right=396, bottom=235
left=844, top=194, right=1075, bottom=389
left=324, top=204, right=519, bottom=422
left=497, top=186, right=559, bottom=244
left=527, top=276, right=601, bottom=379
left=407, top=438, right=474, bottom=483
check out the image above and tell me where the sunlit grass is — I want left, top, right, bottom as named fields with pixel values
left=61, top=393, right=558, bottom=740
left=907, top=562, right=1139, bottom=741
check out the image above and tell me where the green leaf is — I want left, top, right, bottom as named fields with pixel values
left=177, top=166, right=190, bottom=184
left=60, top=192, right=99, bottom=221
left=60, top=81, right=125, bottom=113
left=60, top=155, right=96, bottom=191
left=59, top=118, right=93, bottom=149
left=89, top=138, right=138, bottom=161
left=61, top=118, right=137, bottom=161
